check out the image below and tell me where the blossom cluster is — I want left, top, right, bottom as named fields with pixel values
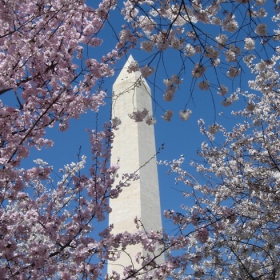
left=0, top=0, right=141, bottom=278
left=161, top=110, right=173, bottom=122
left=158, top=76, right=280, bottom=278
left=163, top=74, right=182, bottom=101
left=179, top=109, right=192, bottom=121
left=128, top=108, right=149, bottom=122
left=120, top=0, right=277, bottom=115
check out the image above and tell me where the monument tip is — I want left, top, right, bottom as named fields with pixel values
left=114, top=55, right=140, bottom=84
left=123, top=54, right=136, bottom=70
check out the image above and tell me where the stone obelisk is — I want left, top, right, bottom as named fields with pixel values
left=108, top=55, right=163, bottom=277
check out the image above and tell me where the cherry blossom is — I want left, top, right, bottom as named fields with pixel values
left=227, top=66, right=240, bottom=78
left=161, top=110, right=173, bottom=122
left=179, top=109, right=192, bottom=121
left=218, top=84, right=229, bottom=96
left=184, top=44, right=196, bottom=57
left=1, top=0, right=280, bottom=279
left=127, top=60, right=139, bottom=73
left=128, top=108, right=149, bottom=122
left=221, top=97, right=233, bottom=107
left=192, top=63, right=207, bottom=78
left=145, top=115, right=157, bottom=125
left=216, top=34, right=228, bottom=48
left=198, top=80, right=210, bottom=91
left=118, top=0, right=279, bottom=120
left=111, top=117, right=122, bottom=129
left=255, top=23, right=267, bottom=36
left=140, top=41, right=155, bottom=52
left=140, top=65, right=155, bottom=78
left=208, top=123, right=220, bottom=135
left=158, top=58, right=280, bottom=278
left=244, top=38, right=255, bottom=50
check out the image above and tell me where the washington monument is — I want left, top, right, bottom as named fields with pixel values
left=108, top=55, right=163, bottom=277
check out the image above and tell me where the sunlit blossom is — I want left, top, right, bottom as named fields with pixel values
left=179, top=109, right=192, bottom=121
left=184, top=43, right=196, bottom=57
left=218, top=84, right=228, bottom=96
left=192, top=63, right=206, bottom=78
left=225, top=20, right=238, bottom=32
left=244, top=38, right=255, bottom=50
left=227, top=66, right=240, bottom=78
left=216, top=34, right=227, bottom=48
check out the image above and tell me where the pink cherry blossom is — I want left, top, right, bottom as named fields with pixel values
left=1, top=0, right=280, bottom=279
